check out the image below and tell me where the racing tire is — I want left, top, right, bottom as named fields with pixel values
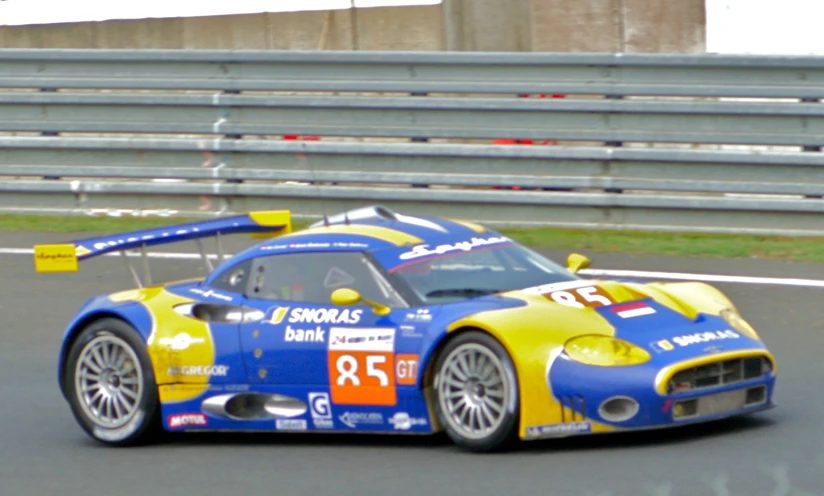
left=433, top=331, right=520, bottom=452
left=64, top=318, right=161, bottom=446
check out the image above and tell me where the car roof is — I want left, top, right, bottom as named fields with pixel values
left=233, top=205, right=494, bottom=261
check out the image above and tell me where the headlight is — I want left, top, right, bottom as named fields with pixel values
left=720, top=309, right=760, bottom=340
left=564, top=335, right=652, bottom=367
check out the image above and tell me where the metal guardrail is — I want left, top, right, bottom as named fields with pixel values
left=1, top=49, right=824, bottom=98
left=2, top=92, right=824, bottom=146
left=2, top=49, right=824, bottom=235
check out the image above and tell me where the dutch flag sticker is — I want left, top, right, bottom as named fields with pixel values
left=610, top=302, right=656, bottom=318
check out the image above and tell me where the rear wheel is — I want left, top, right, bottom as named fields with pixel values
left=433, top=331, right=520, bottom=452
left=64, top=318, right=161, bottom=446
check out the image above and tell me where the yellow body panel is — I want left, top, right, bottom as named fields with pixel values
left=108, top=287, right=215, bottom=403
left=446, top=290, right=623, bottom=437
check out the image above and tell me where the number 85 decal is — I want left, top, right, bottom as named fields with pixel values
left=329, top=351, right=397, bottom=406
left=547, top=285, right=614, bottom=308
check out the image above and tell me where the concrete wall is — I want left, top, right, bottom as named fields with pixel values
left=523, top=0, right=705, bottom=53
left=0, top=5, right=444, bottom=50
left=0, top=1, right=704, bottom=53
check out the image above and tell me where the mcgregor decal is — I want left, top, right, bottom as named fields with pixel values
left=398, top=236, right=511, bottom=260
left=167, top=365, right=229, bottom=377
left=288, top=308, right=363, bottom=325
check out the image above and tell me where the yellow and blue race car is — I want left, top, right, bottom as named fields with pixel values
left=36, top=206, right=776, bottom=452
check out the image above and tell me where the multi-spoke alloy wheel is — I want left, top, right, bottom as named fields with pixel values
left=75, top=335, right=143, bottom=429
left=434, top=331, right=519, bottom=452
left=64, top=318, right=160, bottom=446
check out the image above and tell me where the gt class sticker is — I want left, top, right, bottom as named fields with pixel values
left=328, top=328, right=397, bottom=406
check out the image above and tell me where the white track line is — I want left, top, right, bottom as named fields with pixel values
left=4, top=246, right=824, bottom=287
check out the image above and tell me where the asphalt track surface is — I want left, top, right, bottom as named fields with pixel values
left=2, top=231, right=824, bottom=496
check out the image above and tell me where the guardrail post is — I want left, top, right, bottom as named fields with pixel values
left=603, top=94, right=624, bottom=194
left=801, top=97, right=822, bottom=198
left=40, top=87, right=61, bottom=180
left=410, top=92, right=430, bottom=188
left=222, top=89, right=243, bottom=184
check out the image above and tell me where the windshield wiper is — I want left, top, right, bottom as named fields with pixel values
left=425, top=288, right=500, bottom=298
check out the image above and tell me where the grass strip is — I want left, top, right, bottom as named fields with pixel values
left=1, top=214, right=822, bottom=263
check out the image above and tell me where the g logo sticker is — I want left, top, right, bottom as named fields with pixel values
left=309, top=392, right=331, bottom=419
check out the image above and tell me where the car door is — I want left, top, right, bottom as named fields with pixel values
left=237, top=250, right=419, bottom=408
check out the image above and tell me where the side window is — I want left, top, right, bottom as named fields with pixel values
left=247, top=252, right=406, bottom=307
left=210, top=259, right=252, bottom=294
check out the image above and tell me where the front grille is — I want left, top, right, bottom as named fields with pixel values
left=667, top=356, right=772, bottom=394
left=673, top=385, right=767, bottom=420
left=559, top=394, right=586, bottom=422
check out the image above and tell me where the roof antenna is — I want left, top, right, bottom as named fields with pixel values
left=344, top=211, right=350, bottom=225
left=323, top=214, right=330, bottom=227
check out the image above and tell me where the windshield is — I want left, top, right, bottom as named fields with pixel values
left=387, top=243, right=578, bottom=304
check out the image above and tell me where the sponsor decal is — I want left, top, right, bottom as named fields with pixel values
left=399, top=236, right=511, bottom=261
left=526, top=422, right=592, bottom=438
left=329, top=328, right=397, bottom=406
left=388, top=412, right=427, bottom=431
left=610, top=302, right=656, bottom=318
left=285, top=325, right=325, bottom=343
left=332, top=242, right=369, bottom=248
left=328, top=328, right=395, bottom=352
left=672, top=329, right=740, bottom=347
left=309, top=392, right=334, bottom=428
left=275, top=419, right=308, bottom=431
left=167, top=365, right=229, bottom=377
left=158, top=333, right=205, bottom=351
left=651, top=339, right=675, bottom=353
left=404, top=308, right=433, bottom=322
left=395, top=354, right=419, bottom=386
left=267, top=306, right=290, bottom=325
left=167, top=413, right=208, bottom=429
left=339, top=411, right=383, bottom=429
left=399, top=325, right=424, bottom=338
left=288, top=308, right=363, bottom=325
left=189, top=287, right=233, bottom=302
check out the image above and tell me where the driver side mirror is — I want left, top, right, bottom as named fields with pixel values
left=566, top=253, right=591, bottom=274
left=330, top=287, right=391, bottom=316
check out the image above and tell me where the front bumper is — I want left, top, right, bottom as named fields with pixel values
left=525, top=349, right=777, bottom=439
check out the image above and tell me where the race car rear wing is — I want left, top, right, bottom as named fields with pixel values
left=33, top=210, right=291, bottom=287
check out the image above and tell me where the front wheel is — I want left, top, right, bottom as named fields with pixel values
left=433, top=331, right=520, bottom=452
left=64, top=318, right=161, bottom=446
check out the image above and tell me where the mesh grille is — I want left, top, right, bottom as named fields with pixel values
left=668, top=356, right=771, bottom=394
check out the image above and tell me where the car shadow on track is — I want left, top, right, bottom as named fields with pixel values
left=160, top=414, right=776, bottom=453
